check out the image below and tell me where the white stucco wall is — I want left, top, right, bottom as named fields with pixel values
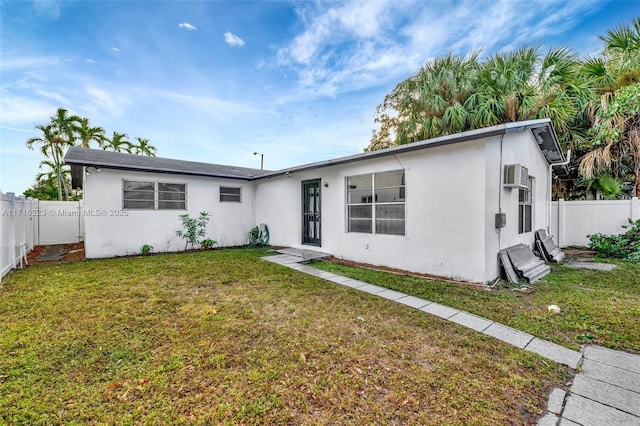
left=83, top=168, right=255, bottom=258
left=255, top=139, right=489, bottom=282
left=483, top=130, right=553, bottom=280
left=80, top=127, right=555, bottom=283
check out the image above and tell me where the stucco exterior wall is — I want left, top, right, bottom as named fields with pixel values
left=80, top=127, right=555, bottom=283
left=255, top=138, right=489, bottom=282
left=483, top=130, right=553, bottom=281
left=83, top=168, right=255, bottom=258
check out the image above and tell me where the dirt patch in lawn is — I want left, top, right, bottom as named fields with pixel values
left=324, top=256, right=488, bottom=289
left=26, top=242, right=85, bottom=265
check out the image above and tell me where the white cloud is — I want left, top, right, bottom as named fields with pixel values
left=274, top=0, right=607, bottom=100
left=111, top=47, right=120, bottom=52
left=0, top=90, right=57, bottom=126
left=179, top=22, right=197, bottom=31
left=33, top=0, right=62, bottom=20
left=0, top=55, right=59, bottom=71
left=148, top=88, right=257, bottom=118
left=83, top=85, right=131, bottom=117
left=223, top=32, right=245, bottom=47
left=85, top=58, right=97, bottom=64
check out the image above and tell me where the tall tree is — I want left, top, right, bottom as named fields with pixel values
left=368, top=52, right=480, bottom=151
left=133, top=137, right=157, bottom=156
left=49, top=107, right=82, bottom=146
left=579, top=18, right=640, bottom=196
left=26, top=125, right=68, bottom=200
left=579, top=83, right=640, bottom=195
left=368, top=47, right=588, bottom=151
left=77, top=117, right=107, bottom=148
left=25, top=108, right=81, bottom=200
left=106, top=132, right=133, bottom=153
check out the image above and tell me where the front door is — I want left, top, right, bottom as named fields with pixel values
left=302, top=179, right=321, bottom=246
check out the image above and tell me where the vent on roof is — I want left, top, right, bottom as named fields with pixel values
left=503, top=164, right=528, bottom=189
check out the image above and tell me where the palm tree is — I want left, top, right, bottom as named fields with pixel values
left=368, top=47, right=589, bottom=151
left=579, top=83, right=640, bottom=195
left=49, top=107, right=82, bottom=146
left=26, top=125, right=68, bottom=200
left=601, top=17, right=640, bottom=83
left=579, top=18, right=640, bottom=195
left=35, top=160, right=61, bottom=185
left=368, top=52, right=480, bottom=150
left=133, top=137, right=157, bottom=156
left=26, top=108, right=82, bottom=200
left=35, top=160, right=72, bottom=198
left=106, top=132, right=133, bottom=153
left=77, top=118, right=107, bottom=148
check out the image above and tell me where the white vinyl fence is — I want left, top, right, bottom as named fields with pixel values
left=551, top=197, right=640, bottom=247
left=1, top=193, right=39, bottom=279
left=38, top=200, right=84, bottom=245
left=1, top=192, right=84, bottom=279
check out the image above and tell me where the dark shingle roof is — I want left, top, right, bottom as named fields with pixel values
left=64, top=147, right=267, bottom=180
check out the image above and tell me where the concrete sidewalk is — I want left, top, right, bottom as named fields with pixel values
left=540, top=346, right=640, bottom=425
left=263, top=251, right=640, bottom=426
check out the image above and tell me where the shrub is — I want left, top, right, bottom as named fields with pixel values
left=588, top=218, right=640, bottom=260
left=176, top=212, right=211, bottom=250
left=140, top=244, right=153, bottom=256
left=200, top=238, right=217, bottom=250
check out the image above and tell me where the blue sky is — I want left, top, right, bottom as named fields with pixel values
left=1, top=0, right=638, bottom=194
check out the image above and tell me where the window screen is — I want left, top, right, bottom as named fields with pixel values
left=123, top=180, right=186, bottom=210
left=346, top=171, right=405, bottom=235
left=518, top=176, right=533, bottom=234
left=220, top=186, right=241, bottom=202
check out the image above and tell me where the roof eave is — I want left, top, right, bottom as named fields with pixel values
left=255, top=119, right=568, bottom=179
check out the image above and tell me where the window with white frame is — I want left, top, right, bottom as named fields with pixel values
left=220, top=186, right=241, bottom=202
left=123, top=180, right=186, bottom=210
left=518, top=176, right=533, bottom=234
left=346, top=170, right=405, bottom=235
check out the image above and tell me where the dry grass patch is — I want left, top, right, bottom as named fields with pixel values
left=313, top=258, right=640, bottom=353
left=1, top=249, right=568, bottom=424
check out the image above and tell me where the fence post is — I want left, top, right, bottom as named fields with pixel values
left=632, top=197, right=639, bottom=222
left=557, top=198, right=566, bottom=247
left=7, top=193, right=17, bottom=270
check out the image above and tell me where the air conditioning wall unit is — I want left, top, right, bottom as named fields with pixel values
left=503, top=164, right=528, bottom=189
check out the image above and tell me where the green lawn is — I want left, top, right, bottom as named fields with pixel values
left=312, top=259, right=640, bottom=353
left=0, top=249, right=568, bottom=425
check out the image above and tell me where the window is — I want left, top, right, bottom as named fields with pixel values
left=347, top=171, right=405, bottom=235
left=518, top=176, right=533, bottom=234
left=220, top=186, right=241, bottom=202
left=123, top=180, right=186, bottom=210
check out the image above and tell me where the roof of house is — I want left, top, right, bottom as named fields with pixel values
left=64, top=118, right=568, bottom=181
left=258, top=118, right=568, bottom=178
left=64, top=147, right=267, bottom=180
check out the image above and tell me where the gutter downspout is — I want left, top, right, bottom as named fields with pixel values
left=547, top=150, right=571, bottom=234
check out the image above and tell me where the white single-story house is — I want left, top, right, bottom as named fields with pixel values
left=65, top=118, right=568, bottom=283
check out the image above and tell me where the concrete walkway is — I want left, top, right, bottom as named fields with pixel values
left=263, top=250, right=640, bottom=426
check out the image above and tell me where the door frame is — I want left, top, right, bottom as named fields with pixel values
left=301, top=179, right=321, bottom=246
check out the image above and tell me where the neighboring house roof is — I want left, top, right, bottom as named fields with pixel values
left=64, top=118, right=568, bottom=182
left=64, top=147, right=267, bottom=180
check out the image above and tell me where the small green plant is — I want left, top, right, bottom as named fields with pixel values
left=176, top=212, right=211, bottom=250
left=588, top=218, right=640, bottom=260
left=200, top=238, right=217, bottom=250
left=140, top=244, right=153, bottom=256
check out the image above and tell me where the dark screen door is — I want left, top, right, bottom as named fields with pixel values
left=302, top=179, right=321, bottom=246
